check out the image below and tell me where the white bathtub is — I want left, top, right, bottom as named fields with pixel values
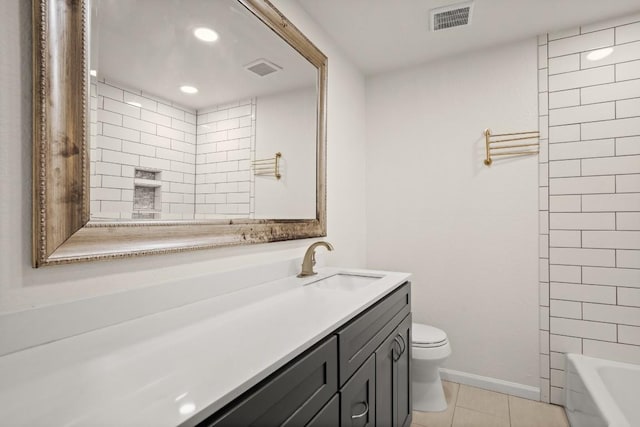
left=565, top=353, right=640, bottom=427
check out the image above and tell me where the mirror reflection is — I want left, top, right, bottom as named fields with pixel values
left=89, top=0, right=318, bottom=221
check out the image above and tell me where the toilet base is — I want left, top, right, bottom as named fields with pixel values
left=412, top=365, right=447, bottom=412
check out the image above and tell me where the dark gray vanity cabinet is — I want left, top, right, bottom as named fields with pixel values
left=203, top=337, right=338, bottom=427
left=340, top=355, right=376, bottom=426
left=194, top=282, right=411, bottom=427
left=306, top=395, right=339, bottom=427
left=337, top=284, right=411, bottom=386
left=375, top=314, right=412, bottom=427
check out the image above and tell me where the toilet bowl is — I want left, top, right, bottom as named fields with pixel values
left=412, top=323, right=452, bottom=412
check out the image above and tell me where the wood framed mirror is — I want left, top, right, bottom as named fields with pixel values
left=32, top=0, right=327, bottom=267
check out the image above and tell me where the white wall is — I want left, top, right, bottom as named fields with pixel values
left=255, top=87, right=316, bottom=219
left=366, top=40, right=540, bottom=389
left=0, top=0, right=367, bottom=355
left=538, top=13, right=640, bottom=406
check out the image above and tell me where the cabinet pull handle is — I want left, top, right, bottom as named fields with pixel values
left=398, top=334, right=407, bottom=354
left=394, top=334, right=406, bottom=354
left=351, top=401, right=369, bottom=419
left=393, top=336, right=402, bottom=361
left=392, top=333, right=407, bottom=361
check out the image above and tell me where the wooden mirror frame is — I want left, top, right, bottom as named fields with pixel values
left=32, top=0, right=327, bottom=267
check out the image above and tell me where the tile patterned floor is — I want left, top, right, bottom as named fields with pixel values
left=411, top=382, right=570, bottom=427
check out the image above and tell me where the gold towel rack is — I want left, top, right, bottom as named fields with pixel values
left=252, top=152, right=282, bottom=179
left=484, top=128, right=540, bottom=166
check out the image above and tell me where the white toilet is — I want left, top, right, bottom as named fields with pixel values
left=412, top=322, right=452, bottom=412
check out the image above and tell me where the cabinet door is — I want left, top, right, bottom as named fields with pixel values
left=340, top=354, right=376, bottom=427
left=395, top=315, right=412, bottom=427
left=375, top=314, right=412, bottom=427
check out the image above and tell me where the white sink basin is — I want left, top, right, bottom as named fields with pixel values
left=307, top=273, right=384, bottom=291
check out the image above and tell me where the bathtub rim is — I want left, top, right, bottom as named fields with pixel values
left=565, top=353, right=636, bottom=427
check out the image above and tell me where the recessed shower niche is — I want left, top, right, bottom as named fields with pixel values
left=132, top=169, right=161, bottom=220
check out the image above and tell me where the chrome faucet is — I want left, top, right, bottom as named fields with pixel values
left=297, top=241, right=334, bottom=277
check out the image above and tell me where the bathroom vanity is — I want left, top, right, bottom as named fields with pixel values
left=0, top=268, right=411, bottom=426
left=197, top=280, right=412, bottom=427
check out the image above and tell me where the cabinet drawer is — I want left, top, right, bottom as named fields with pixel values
left=337, top=282, right=410, bottom=386
left=204, top=336, right=338, bottom=427
left=306, top=394, right=339, bottom=427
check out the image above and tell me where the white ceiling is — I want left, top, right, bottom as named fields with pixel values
left=297, top=0, right=640, bottom=75
left=92, top=0, right=316, bottom=109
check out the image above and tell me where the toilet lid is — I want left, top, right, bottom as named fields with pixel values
left=412, top=323, right=448, bottom=346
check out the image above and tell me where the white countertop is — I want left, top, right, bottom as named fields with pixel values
left=0, top=267, right=410, bottom=426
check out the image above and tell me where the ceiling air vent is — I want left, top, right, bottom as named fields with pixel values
left=244, top=59, right=282, bottom=77
left=430, top=2, right=473, bottom=32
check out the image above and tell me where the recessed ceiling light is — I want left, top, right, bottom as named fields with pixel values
left=180, top=85, right=198, bottom=94
left=586, top=47, right=613, bottom=61
left=194, top=27, right=219, bottom=42
left=126, top=101, right=142, bottom=108
left=90, top=69, right=97, bottom=77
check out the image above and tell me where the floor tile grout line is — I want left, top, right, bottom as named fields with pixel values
left=451, top=400, right=457, bottom=427
left=415, top=381, right=569, bottom=427
left=450, top=383, right=460, bottom=427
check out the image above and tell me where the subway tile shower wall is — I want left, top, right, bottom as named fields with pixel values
left=89, top=77, right=198, bottom=220
left=194, top=100, right=256, bottom=219
left=538, top=13, right=640, bottom=406
left=89, top=77, right=256, bottom=220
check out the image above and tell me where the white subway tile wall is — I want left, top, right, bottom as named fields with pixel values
left=194, top=99, right=256, bottom=219
left=90, top=78, right=197, bottom=220
left=89, top=78, right=256, bottom=220
left=539, top=14, right=640, bottom=405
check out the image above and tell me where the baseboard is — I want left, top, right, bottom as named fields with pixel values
left=439, top=368, right=540, bottom=401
